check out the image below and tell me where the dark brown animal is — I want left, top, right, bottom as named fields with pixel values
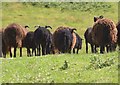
left=84, top=16, right=104, bottom=53
left=84, top=27, right=97, bottom=53
left=53, top=26, right=76, bottom=53
left=92, top=18, right=118, bottom=53
left=116, top=21, right=120, bottom=47
left=3, top=23, right=28, bottom=57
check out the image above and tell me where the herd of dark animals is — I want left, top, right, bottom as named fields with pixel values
left=0, top=15, right=119, bottom=58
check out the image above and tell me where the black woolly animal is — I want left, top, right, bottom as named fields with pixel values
left=53, top=26, right=76, bottom=53
left=34, top=25, right=53, bottom=55
left=73, top=32, right=83, bottom=54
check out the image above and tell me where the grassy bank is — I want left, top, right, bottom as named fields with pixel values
left=1, top=2, right=119, bottom=83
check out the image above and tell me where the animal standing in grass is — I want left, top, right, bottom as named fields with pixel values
left=84, top=27, right=96, bottom=53
left=3, top=23, right=28, bottom=57
left=92, top=18, right=118, bottom=53
left=73, top=32, right=83, bottom=54
left=22, top=31, right=37, bottom=56
left=84, top=16, right=104, bottom=53
left=34, top=25, right=53, bottom=55
left=116, top=21, right=120, bottom=48
left=53, top=26, right=76, bottom=53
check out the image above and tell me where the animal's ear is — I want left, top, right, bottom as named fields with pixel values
left=34, top=25, right=40, bottom=28
left=25, top=25, right=29, bottom=28
left=45, top=26, right=52, bottom=29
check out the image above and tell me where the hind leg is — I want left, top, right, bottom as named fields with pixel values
left=9, top=47, right=12, bottom=58
left=76, top=48, right=79, bottom=54
left=73, top=48, right=75, bottom=54
left=85, top=41, right=88, bottom=53
left=27, top=48, right=31, bottom=57
left=94, top=45, right=98, bottom=53
left=100, top=45, right=105, bottom=54
left=14, top=47, right=17, bottom=58
left=91, top=44, right=94, bottom=53
left=20, top=47, right=22, bottom=57
left=41, top=43, right=46, bottom=55
left=37, top=45, right=41, bottom=56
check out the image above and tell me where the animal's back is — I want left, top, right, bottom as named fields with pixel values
left=92, top=18, right=117, bottom=46
left=84, top=27, right=93, bottom=44
left=4, top=23, right=25, bottom=47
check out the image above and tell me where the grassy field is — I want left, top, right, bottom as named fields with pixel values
left=1, top=2, right=119, bottom=83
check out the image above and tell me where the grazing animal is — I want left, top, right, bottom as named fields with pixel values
left=92, top=18, right=118, bottom=54
left=34, top=25, right=53, bottom=55
left=73, top=32, right=83, bottom=54
left=116, top=21, right=120, bottom=48
left=22, top=31, right=37, bottom=56
left=84, top=16, right=104, bottom=53
left=84, top=27, right=117, bottom=53
left=3, top=23, right=28, bottom=57
left=46, top=32, right=55, bottom=54
left=53, top=26, right=76, bottom=53
left=84, top=27, right=97, bottom=53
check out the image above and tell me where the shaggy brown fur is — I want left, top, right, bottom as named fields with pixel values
left=116, top=21, right=120, bottom=46
left=3, top=23, right=27, bottom=57
left=92, top=18, right=117, bottom=53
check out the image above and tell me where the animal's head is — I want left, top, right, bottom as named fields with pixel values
left=34, top=25, right=52, bottom=29
left=94, top=15, right=104, bottom=22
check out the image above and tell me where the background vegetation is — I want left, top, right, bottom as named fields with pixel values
left=1, top=2, right=119, bottom=83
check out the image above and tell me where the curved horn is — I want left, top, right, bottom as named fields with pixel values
left=24, top=25, right=29, bottom=28
left=45, top=26, right=52, bottom=29
left=70, top=28, right=77, bottom=33
left=72, top=28, right=77, bottom=31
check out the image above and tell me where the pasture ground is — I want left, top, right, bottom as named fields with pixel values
left=0, top=2, right=119, bottom=83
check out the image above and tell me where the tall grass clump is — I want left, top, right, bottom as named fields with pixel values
left=87, top=56, right=117, bottom=70
left=21, top=2, right=112, bottom=13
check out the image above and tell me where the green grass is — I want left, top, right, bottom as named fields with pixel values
left=1, top=2, right=119, bottom=83
left=1, top=52, right=118, bottom=83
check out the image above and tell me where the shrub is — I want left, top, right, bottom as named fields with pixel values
left=21, top=2, right=112, bottom=12
left=87, top=56, right=116, bottom=70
